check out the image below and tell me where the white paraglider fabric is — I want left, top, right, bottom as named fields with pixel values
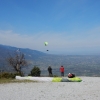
left=16, top=76, right=53, bottom=82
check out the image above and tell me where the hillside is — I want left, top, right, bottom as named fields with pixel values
left=0, top=44, right=100, bottom=76
left=0, top=44, right=48, bottom=72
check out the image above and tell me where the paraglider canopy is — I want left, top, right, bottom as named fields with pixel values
left=44, top=42, right=48, bottom=46
left=44, top=42, right=49, bottom=51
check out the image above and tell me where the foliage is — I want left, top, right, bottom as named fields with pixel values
left=30, top=66, right=41, bottom=76
left=6, top=50, right=27, bottom=76
left=0, top=72, right=21, bottom=79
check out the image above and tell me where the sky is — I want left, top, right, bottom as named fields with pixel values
left=0, top=0, right=100, bottom=55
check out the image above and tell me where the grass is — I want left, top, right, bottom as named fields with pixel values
left=0, top=78, right=36, bottom=84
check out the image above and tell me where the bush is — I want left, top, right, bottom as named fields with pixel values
left=30, top=66, right=41, bottom=76
left=0, top=72, right=21, bottom=79
left=0, top=72, right=10, bottom=79
left=11, top=72, right=21, bottom=78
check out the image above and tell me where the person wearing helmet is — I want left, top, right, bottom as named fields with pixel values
left=68, top=73, right=75, bottom=78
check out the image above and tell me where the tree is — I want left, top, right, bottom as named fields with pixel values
left=30, top=66, right=41, bottom=76
left=6, top=49, right=27, bottom=76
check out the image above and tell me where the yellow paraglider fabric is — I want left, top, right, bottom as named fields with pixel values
left=52, top=77, right=62, bottom=82
left=44, top=42, right=48, bottom=46
left=68, top=77, right=82, bottom=82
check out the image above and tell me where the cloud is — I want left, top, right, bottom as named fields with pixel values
left=0, top=27, right=100, bottom=54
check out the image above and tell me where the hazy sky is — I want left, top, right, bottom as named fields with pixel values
left=0, top=0, right=100, bottom=55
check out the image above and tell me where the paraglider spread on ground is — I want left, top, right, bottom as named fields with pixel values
left=16, top=75, right=82, bottom=82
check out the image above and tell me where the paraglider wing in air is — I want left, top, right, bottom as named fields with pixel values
left=44, top=42, right=48, bottom=46
left=44, top=42, right=49, bottom=51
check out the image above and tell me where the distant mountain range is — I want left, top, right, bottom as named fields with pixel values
left=0, top=44, right=100, bottom=76
left=0, top=44, right=47, bottom=59
left=0, top=44, right=49, bottom=74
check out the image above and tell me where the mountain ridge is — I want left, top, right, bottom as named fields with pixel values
left=0, top=44, right=100, bottom=76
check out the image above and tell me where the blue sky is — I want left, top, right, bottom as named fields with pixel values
left=0, top=0, right=100, bottom=55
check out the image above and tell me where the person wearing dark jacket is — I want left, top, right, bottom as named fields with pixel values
left=48, top=66, right=52, bottom=76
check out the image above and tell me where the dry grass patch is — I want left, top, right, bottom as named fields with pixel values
left=0, top=78, right=36, bottom=84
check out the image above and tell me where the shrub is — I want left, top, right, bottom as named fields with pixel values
left=0, top=72, right=21, bottom=79
left=11, top=72, right=21, bottom=78
left=30, top=66, right=41, bottom=76
left=0, top=72, right=12, bottom=79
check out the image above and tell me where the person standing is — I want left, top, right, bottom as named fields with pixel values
left=60, top=66, right=64, bottom=77
left=48, top=66, right=52, bottom=76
